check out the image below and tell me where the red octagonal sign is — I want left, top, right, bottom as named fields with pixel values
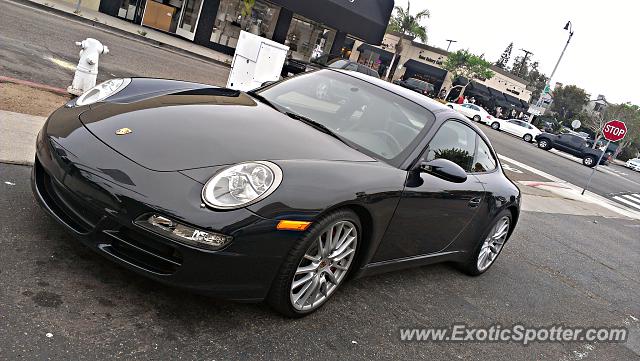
left=602, top=120, right=627, bottom=142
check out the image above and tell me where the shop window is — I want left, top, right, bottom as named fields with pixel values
left=141, top=0, right=182, bottom=33
left=211, top=0, right=280, bottom=48
left=285, top=15, right=336, bottom=62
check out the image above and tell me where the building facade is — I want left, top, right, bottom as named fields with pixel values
left=97, top=0, right=394, bottom=61
left=349, top=33, right=533, bottom=114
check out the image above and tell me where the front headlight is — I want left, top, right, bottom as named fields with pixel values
left=75, top=78, right=131, bottom=106
left=202, top=161, right=283, bottom=209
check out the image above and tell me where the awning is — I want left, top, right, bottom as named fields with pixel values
left=403, top=59, right=448, bottom=80
left=270, top=0, right=394, bottom=44
left=357, top=43, right=394, bottom=62
left=488, top=88, right=511, bottom=108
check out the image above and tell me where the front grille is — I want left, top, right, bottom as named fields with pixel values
left=103, top=228, right=183, bottom=275
left=35, top=159, right=102, bottom=234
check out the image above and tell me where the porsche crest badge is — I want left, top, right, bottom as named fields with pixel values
left=115, top=127, right=132, bottom=136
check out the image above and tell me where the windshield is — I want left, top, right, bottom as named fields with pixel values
left=256, top=70, right=435, bottom=161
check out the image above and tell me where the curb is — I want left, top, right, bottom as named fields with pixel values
left=0, top=160, right=34, bottom=167
left=0, top=76, right=69, bottom=95
left=8, top=0, right=231, bottom=69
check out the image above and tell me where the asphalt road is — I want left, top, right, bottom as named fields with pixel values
left=0, top=0, right=229, bottom=89
left=1, top=162, right=639, bottom=360
left=482, top=124, right=640, bottom=200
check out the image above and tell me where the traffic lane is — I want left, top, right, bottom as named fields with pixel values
left=0, top=0, right=229, bottom=88
left=1, top=163, right=639, bottom=360
left=482, top=124, right=640, bottom=195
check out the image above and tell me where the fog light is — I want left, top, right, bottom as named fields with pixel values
left=135, top=214, right=232, bottom=250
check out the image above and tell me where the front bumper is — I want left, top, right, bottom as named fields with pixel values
left=31, top=111, right=301, bottom=301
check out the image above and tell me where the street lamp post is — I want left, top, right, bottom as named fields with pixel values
left=535, top=21, right=574, bottom=107
left=445, top=39, right=457, bottom=52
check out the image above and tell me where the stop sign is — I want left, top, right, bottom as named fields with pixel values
left=602, top=120, right=627, bottom=142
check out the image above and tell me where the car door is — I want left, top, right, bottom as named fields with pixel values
left=505, top=120, right=524, bottom=137
left=458, top=104, right=472, bottom=117
left=373, top=120, right=486, bottom=261
left=554, top=134, right=573, bottom=152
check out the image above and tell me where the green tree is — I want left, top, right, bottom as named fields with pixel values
left=511, top=55, right=529, bottom=78
left=386, top=1, right=429, bottom=80
left=442, top=50, right=495, bottom=99
left=550, top=84, right=589, bottom=121
left=526, top=62, right=549, bottom=102
left=495, top=42, right=513, bottom=69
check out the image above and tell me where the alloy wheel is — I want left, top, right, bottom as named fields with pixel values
left=538, top=140, right=548, bottom=149
left=524, top=134, right=532, bottom=142
left=477, top=216, right=510, bottom=272
left=473, top=115, right=481, bottom=122
left=491, top=122, right=500, bottom=130
left=584, top=157, right=594, bottom=166
left=290, top=220, right=358, bottom=311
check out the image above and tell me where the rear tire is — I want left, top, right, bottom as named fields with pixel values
left=458, top=210, right=512, bottom=276
left=583, top=155, right=596, bottom=167
left=491, top=122, right=500, bottom=130
left=267, top=209, right=361, bottom=317
left=537, top=139, right=551, bottom=150
left=473, top=115, right=481, bottom=122
left=523, top=134, right=533, bottom=142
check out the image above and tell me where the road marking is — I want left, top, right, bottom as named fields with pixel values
left=624, top=193, right=640, bottom=202
left=501, top=163, right=523, bottom=173
left=46, top=56, right=76, bottom=71
left=498, top=154, right=640, bottom=219
left=613, top=195, right=640, bottom=211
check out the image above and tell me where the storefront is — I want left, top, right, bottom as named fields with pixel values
left=356, top=43, right=394, bottom=76
left=99, top=0, right=394, bottom=58
left=401, top=59, right=448, bottom=94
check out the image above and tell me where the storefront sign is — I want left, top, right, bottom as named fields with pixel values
left=506, top=88, right=521, bottom=96
left=418, top=54, right=444, bottom=66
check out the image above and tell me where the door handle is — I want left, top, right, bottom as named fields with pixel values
left=468, top=197, right=482, bottom=208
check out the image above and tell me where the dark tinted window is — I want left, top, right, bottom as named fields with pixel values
left=328, top=59, right=349, bottom=69
left=425, top=121, right=477, bottom=172
left=473, top=136, right=497, bottom=172
left=345, top=63, right=358, bottom=71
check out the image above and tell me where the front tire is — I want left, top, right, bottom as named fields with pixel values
left=537, top=139, right=551, bottom=150
left=473, top=115, right=481, bottom=122
left=583, top=155, right=596, bottom=167
left=458, top=210, right=512, bottom=276
left=491, top=122, right=500, bottom=130
left=267, top=209, right=360, bottom=317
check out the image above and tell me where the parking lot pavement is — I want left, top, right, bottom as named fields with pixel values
left=1, top=162, right=639, bottom=360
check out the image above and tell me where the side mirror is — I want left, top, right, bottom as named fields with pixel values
left=419, top=158, right=468, bottom=183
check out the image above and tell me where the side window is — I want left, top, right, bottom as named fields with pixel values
left=473, top=136, right=497, bottom=172
left=345, top=63, right=358, bottom=71
left=425, top=121, right=477, bottom=172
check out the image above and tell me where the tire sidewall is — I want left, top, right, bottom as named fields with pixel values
left=538, top=139, right=550, bottom=149
left=491, top=122, right=500, bottom=130
left=473, top=115, right=481, bottom=122
left=267, top=209, right=361, bottom=317
left=583, top=156, right=595, bottom=167
left=523, top=134, right=532, bottom=142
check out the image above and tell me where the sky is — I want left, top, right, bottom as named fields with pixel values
left=392, top=0, right=639, bottom=105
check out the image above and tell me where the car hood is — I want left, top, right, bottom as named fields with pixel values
left=79, top=87, right=374, bottom=171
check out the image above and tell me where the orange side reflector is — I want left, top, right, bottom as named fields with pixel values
left=277, top=220, right=312, bottom=231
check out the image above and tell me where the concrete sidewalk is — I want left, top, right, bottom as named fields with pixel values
left=10, top=0, right=233, bottom=66
left=0, top=110, right=45, bottom=165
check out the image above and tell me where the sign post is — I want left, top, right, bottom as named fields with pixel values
left=581, top=120, right=627, bottom=195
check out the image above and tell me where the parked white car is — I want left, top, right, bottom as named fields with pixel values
left=447, top=103, right=494, bottom=124
left=625, top=158, right=640, bottom=171
left=489, top=118, right=541, bottom=143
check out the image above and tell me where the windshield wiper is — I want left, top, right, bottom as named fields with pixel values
left=284, top=111, right=347, bottom=144
left=248, top=91, right=282, bottom=112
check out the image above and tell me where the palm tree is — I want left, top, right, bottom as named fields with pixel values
left=385, top=1, right=429, bottom=80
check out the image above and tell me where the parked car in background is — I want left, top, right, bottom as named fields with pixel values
left=394, top=78, right=435, bottom=96
left=326, top=59, right=380, bottom=78
left=625, top=158, right=640, bottom=171
left=535, top=132, right=611, bottom=167
left=447, top=103, right=494, bottom=124
left=489, top=118, right=541, bottom=142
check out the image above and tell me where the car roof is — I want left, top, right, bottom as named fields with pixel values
left=330, top=69, right=450, bottom=114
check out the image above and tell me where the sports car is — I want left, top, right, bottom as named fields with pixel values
left=32, top=69, right=520, bottom=317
